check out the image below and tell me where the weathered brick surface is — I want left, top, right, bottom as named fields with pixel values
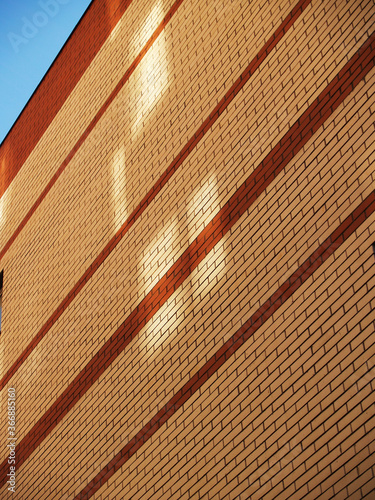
left=0, top=0, right=374, bottom=497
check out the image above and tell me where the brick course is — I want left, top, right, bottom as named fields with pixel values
left=0, top=0, right=374, bottom=498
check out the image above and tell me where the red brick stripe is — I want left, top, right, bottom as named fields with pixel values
left=0, top=0, right=134, bottom=199
left=0, top=0, right=185, bottom=262
left=0, top=0, right=314, bottom=391
left=0, top=30, right=373, bottom=491
left=75, top=192, right=375, bottom=499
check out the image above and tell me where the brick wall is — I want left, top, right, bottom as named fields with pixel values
left=0, top=0, right=374, bottom=498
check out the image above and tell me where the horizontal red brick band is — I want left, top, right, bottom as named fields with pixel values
left=0, top=0, right=134, bottom=199
left=0, top=29, right=373, bottom=491
left=75, top=192, right=375, bottom=499
left=0, top=0, right=313, bottom=391
left=0, top=0, right=185, bottom=263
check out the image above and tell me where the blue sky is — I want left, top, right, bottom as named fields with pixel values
left=0, top=0, right=92, bottom=144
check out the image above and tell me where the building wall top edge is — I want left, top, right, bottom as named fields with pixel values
left=0, top=0, right=130, bottom=200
